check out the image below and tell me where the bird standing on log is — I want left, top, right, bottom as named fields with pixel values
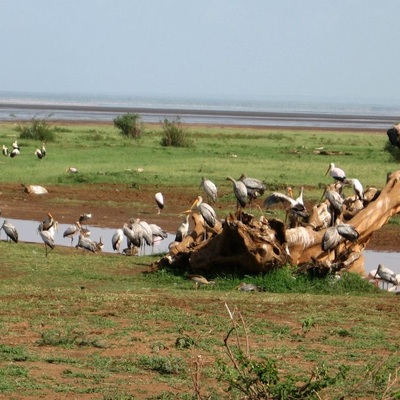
left=227, top=176, right=248, bottom=210
left=188, top=196, right=217, bottom=228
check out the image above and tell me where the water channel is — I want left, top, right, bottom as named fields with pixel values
left=1, top=218, right=399, bottom=277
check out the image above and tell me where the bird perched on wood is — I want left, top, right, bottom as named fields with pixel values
left=155, top=192, right=164, bottom=214
left=0, top=220, right=18, bottom=243
left=63, top=221, right=81, bottom=246
left=2, top=145, right=8, bottom=156
left=200, top=177, right=217, bottom=203
left=343, top=178, right=364, bottom=201
left=238, top=174, right=266, bottom=203
left=264, top=187, right=307, bottom=226
left=34, top=149, right=45, bottom=159
left=325, top=163, right=346, bottom=182
left=111, top=228, right=124, bottom=252
left=188, top=275, right=215, bottom=289
left=322, top=184, right=344, bottom=225
left=226, top=176, right=248, bottom=210
left=175, top=212, right=190, bottom=242
left=188, top=196, right=217, bottom=228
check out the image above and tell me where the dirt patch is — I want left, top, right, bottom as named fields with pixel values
left=0, top=182, right=399, bottom=252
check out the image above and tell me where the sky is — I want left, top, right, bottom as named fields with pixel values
left=1, top=0, right=400, bottom=105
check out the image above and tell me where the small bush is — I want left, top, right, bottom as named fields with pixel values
left=113, top=113, right=143, bottom=139
left=15, top=119, right=55, bottom=142
left=384, top=140, right=400, bottom=162
left=160, top=117, right=191, bottom=147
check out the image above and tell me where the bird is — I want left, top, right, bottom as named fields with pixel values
left=264, top=187, right=306, bottom=225
left=322, top=226, right=341, bottom=253
left=10, top=148, right=20, bottom=158
left=175, top=212, right=190, bottom=242
left=79, top=213, right=92, bottom=225
left=226, top=176, right=248, bottom=209
left=336, top=222, right=359, bottom=243
left=123, top=219, right=143, bottom=251
left=238, top=174, right=266, bottom=202
left=2, top=145, right=8, bottom=156
left=200, top=177, right=217, bottom=203
left=387, top=124, right=400, bottom=148
left=40, top=213, right=55, bottom=231
left=155, top=192, right=164, bottom=214
left=139, top=220, right=154, bottom=251
left=34, top=149, right=45, bottom=159
left=343, top=178, right=364, bottom=201
left=63, top=221, right=81, bottom=246
left=111, top=228, right=124, bottom=252
left=66, top=167, right=78, bottom=173
left=38, top=222, right=55, bottom=257
left=0, top=220, right=18, bottom=243
left=188, top=275, right=215, bottom=289
left=374, top=264, right=399, bottom=287
left=41, top=143, right=46, bottom=157
left=188, top=196, right=217, bottom=228
left=148, top=223, right=168, bottom=243
left=12, top=140, right=19, bottom=150
left=322, top=184, right=344, bottom=225
left=76, top=234, right=98, bottom=253
left=325, top=163, right=346, bottom=182
left=237, top=282, right=264, bottom=292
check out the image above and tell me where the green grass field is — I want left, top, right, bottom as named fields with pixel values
left=0, top=120, right=398, bottom=399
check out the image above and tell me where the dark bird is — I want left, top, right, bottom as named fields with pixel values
left=387, top=124, right=400, bottom=148
left=238, top=174, right=266, bottom=202
left=325, top=163, right=346, bottom=182
left=226, top=176, right=248, bottom=209
left=200, top=177, right=217, bottom=203
left=0, top=220, right=18, bottom=243
left=155, top=192, right=164, bottom=214
left=111, top=228, right=124, bottom=252
left=63, top=221, right=81, bottom=246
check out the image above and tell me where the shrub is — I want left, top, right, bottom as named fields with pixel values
left=113, top=113, right=143, bottom=139
left=160, top=117, right=191, bottom=147
left=15, top=119, right=55, bottom=142
left=384, top=140, right=400, bottom=162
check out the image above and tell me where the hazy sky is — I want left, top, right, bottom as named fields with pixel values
left=1, top=0, right=400, bottom=104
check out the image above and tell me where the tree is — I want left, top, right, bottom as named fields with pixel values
left=160, top=117, right=192, bottom=147
left=113, top=113, right=143, bottom=139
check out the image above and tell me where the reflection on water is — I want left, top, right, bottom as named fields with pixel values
left=1, top=218, right=399, bottom=275
left=1, top=218, right=174, bottom=255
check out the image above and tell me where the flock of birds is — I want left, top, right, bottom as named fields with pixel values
left=0, top=159, right=398, bottom=291
left=2, top=140, right=47, bottom=159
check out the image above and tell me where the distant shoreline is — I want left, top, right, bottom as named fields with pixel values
left=0, top=101, right=396, bottom=130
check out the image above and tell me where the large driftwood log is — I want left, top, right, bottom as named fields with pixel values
left=160, top=171, right=400, bottom=276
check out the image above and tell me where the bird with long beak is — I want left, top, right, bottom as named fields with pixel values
left=325, top=163, right=346, bottom=182
left=187, top=195, right=217, bottom=228
left=188, top=275, right=215, bottom=289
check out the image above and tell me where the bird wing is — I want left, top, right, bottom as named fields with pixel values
left=264, top=192, right=296, bottom=208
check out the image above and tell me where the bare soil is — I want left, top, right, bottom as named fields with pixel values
left=1, top=182, right=398, bottom=252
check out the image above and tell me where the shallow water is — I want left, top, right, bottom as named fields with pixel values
left=1, top=218, right=399, bottom=277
